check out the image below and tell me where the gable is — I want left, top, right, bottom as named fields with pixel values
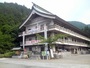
left=19, top=3, right=55, bottom=29
left=25, top=15, right=49, bottom=26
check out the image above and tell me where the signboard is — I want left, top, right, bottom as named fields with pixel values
left=41, top=51, right=46, bottom=56
left=26, top=40, right=41, bottom=45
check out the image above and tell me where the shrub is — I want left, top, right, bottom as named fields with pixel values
left=0, top=54, right=4, bottom=58
left=0, top=51, right=15, bottom=58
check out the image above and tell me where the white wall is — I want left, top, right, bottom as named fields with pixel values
left=25, top=16, right=52, bottom=33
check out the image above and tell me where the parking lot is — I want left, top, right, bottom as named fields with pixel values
left=0, top=54, right=90, bottom=68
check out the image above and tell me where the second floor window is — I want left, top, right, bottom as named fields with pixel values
left=40, top=24, right=44, bottom=30
left=28, top=29, right=31, bottom=31
left=35, top=25, right=37, bottom=29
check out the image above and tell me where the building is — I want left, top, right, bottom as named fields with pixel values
left=19, top=3, right=90, bottom=59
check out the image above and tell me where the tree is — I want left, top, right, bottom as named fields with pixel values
left=82, top=26, right=90, bottom=38
left=0, top=2, right=30, bottom=54
left=36, top=34, right=68, bottom=58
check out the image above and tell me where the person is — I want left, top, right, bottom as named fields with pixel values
left=58, top=51, right=62, bottom=58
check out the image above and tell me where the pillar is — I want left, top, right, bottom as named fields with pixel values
left=23, top=31, right=25, bottom=51
left=44, top=23, right=49, bottom=59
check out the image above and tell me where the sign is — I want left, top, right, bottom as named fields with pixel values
left=41, top=51, right=46, bottom=56
left=26, top=40, right=41, bottom=45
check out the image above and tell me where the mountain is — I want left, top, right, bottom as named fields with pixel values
left=68, top=21, right=90, bottom=38
left=0, top=2, right=30, bottom=53
left=68, top=21, right=86, bottom=29
left=87, top=24, right=90, bottom=28
left=0, top=2, right=30, bottom=25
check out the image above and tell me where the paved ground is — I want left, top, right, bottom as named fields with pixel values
left=0, top=54, right=90, bottom=68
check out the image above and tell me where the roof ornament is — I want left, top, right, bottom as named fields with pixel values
left=32, top=2, right=53, bottom=15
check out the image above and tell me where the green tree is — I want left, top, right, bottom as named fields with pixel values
left=0, top=2, right=30, bottom=54
left=82, top=26, right=90, bottom=38
left=36, top=34, right=68, bottom=58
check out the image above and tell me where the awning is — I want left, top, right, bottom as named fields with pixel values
left=12, top=47, right=22, bottom=50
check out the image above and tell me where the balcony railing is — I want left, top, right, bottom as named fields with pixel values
left=20, top=39, right=89, bottom=47
left=47, top=24, right=90, bottom=41
left=18, top=29, right=45, bottom=37
left=56, top=39, right=88, bottom=47
left=20, top=40, right=41, bottom=46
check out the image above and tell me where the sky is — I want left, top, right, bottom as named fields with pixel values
left=0, top=0, right=90, bottom=24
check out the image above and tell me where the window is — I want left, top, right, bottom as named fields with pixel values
left=28, top=29, right=31, bottom=30
left=40, top=24, right=44, bottom=30
left=35, top=25, right=37, bottom=29
left=72, top=39, right=74, bottom=41
left=29, top=38, right=32, bottom=41
left=65, top=37, right=68, bottom=40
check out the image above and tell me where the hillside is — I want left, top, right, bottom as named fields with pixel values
left=68, top=21, right=90, bottom=38
left=0, top=2, right=30, bottom=53
left=0, top=2, right=30, bottom=25
left=87, top=24, right=90, bottom=28
left=68, top=21, right=90, bottom=29
left=68, top=21, right=86, bottom=29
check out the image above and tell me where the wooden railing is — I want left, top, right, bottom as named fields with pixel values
left=47, top=24, right=90, bottom=41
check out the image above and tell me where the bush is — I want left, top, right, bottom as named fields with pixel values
left=0, top=51, right=15, bottom=58
left=0, top=54, right=4, bottom=58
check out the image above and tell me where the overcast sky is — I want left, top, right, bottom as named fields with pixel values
left=0, top=0, right=90, bottom=24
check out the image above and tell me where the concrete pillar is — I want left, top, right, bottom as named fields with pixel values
left=52, top=45, right=56, bottom=52
left=44, top=24, right=47, bottom=39
left=23, top=31, right=25, bottom=51
left=44, top=23, right=49, bottom=59
left=77, top=48, right=80, bottom=54
left=81, top=48, right=84, bottom=54
left=50, top=33, right=55, bottom=52
left=73, top=48, right=76, bottom=54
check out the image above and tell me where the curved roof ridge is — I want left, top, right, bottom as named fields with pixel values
left=32, top=2, right=54, bottom=15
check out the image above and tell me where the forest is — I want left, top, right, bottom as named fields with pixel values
left=0, top=2, right=30, bottom=54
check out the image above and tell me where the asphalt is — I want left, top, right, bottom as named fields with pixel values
left=0, top=54, right=90, bottom=68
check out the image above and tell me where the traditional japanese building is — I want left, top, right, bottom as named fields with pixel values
left=19, top=3, right=90, bottom=59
